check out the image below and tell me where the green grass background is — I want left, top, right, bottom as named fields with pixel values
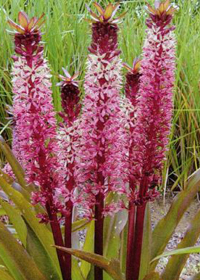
left=0, top=0, right=200, bottom=192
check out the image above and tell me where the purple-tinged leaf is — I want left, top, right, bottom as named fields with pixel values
left=55, top=247, right=125, bottom=280
left=7, top=19, right=24, bottom=33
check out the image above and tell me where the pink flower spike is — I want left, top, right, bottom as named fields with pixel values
left=7, top=12, right=64, bottom=222
left=76, top=4, right=129, bottom=218
left=130, top=0, right=176, bottom=204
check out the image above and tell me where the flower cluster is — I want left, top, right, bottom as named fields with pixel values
left=8, top=12, right=62, bottom=221
left=55, top=69, right=82, bottom=215
left=130, top=0, right=176, bottom=204
left=122, top=59, right=142, bottom=198
left=4, top=4, right=177, bottom=280
left=76, top=3, right=128, bottom=217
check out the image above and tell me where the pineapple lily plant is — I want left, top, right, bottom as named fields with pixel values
left=1, top=1, right=200, bottom=280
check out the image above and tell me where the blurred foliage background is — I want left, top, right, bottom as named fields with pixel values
left=0, top=0, right=200, bottom=193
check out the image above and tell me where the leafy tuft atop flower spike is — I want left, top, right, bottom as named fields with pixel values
left=7, top=11, right=45, bottom=34
left=123, top=58, right=141, bottom=74
left=57, top=68, right=81, bottom=124
left=86, top=2, right=126, bottom=23
left=123, top=58, right=141, bottom=107
left=147, top=0, right=176, bottom=18
left=57, top=68, right=79, bottom=88
left=7, top=12, right=45, bottom=59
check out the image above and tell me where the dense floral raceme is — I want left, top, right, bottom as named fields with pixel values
left=131, top=2, right=176, bottom=205
left=8, top=12, right=63, bottom=222
left=12, top=55, right=62, bottom=219
left=55, top=69, right=82, bottom=215
left=122, top=59, right=142, bottom=199
left=76, top=7, right=128, bottom=217
left=56, top=121, right=81, bottom=211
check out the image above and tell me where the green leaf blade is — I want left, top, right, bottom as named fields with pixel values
left=0, top=199, right=27, bottom=247
left=0, top=268, right=15, bottom=280
left=151, top=246, right=200, bottom=262
left=0, top=176, right=62, bottom=278
left=151, top=169, right=200, bottom=270
left=161, top=208, right=200, bottom=280
left=80, top=220, right=94, bottom=278
left=26, top=221, right=61, bottom=280
left=0, top=221, right=47, bottom=280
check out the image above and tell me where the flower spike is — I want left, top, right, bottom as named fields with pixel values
left=7, top=11, right=69, bottom=277
left=126, top=2, right=176, bottom=279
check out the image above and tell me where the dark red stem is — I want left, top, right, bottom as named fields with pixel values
left=46, top=202, right=68, bottom=280
left=64, top=202, right=72, bottom=280
left=64, top=161, right=75, bottom=280
left=94, top=192, right=104, bottom=280
left=130, top=203, right=147, bottom=280
left=126, top=202, right=136, bottom=280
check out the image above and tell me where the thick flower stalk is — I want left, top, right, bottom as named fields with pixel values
left=126, top=1, right=176, bottom=280
left=56, top=69, right=81, bottom=280
left=7, top=12, right=68, bottom=279
left=76, top=3, right=128, bottom=280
